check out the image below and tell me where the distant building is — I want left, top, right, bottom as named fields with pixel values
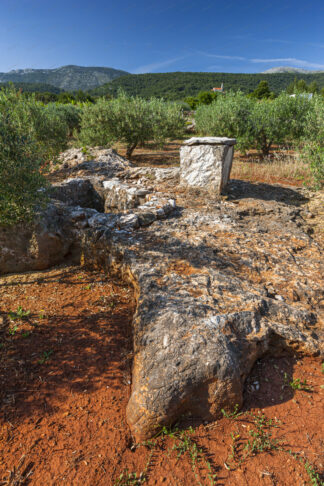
left=289, top=93, right=313, bottom=100
left=212, top=83, right=224, bottom=93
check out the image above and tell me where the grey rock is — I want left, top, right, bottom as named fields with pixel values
left=0, top=203, right=73, bottom=274
left=180, top=142, right=235, bottom=194
left=183, top=137, right=237, bottom=146
left=49, top=178, right=104, bottom=211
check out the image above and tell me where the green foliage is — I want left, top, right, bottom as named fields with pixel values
left=0, top=87, right=71, bottom=226
left=287, top=77, right=320, bottom=95
left=196, top=92, right=311, bottom=156
left=8, top=306, right=30, bottom=321
left=221, top=403, right=243, bottom=419
left=251, top=93, right=310, bottom=155
left=0, top=110, right=47, bottom=225
left=301, top=95, right=324, bottom=188
left=185, top=91, right=218, bottom=109
left=195, top=91, right=255, bottom=152
left=90, top=72, right=324, bottom=100
left=249, top=80, right=275, bottom=100
left=79, top=92, right=185, bottom=157
left=48, top=103, right=82, bottom=135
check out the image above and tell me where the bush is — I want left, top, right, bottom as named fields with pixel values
left=47, top=103, right=82, bottom=136
left=0, top=91, right=48, bottom=226
left=196, top=91, right=311, bottom=156
left=78, top=92, right=185, bottom=157
left=195, top=91, right=255, bottom=152
left=250, top=93, right=311, bottom=155
left=301, top=95, right=324, bottom=188
left=0, top=88, right=69, bottom=161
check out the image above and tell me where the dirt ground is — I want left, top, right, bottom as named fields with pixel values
left=0, top=143, right=323, bottom=485
left=117, top=141, right=312, bottom=187
left=0, top=265, right=323, bottom=486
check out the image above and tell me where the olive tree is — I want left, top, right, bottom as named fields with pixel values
left=0, top=93, right=47, bottom=225
left=250, top=93, right=311, bottom=156
left=301, top=95, right=324, bottom=188
left=195, top=91, right=255, bottom=152
left=196, top=91, right=311, bottom=156
left=78, top=92, right=185, bottom=158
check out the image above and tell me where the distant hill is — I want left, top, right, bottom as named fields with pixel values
left=0, top=65, right=129, bottom=91
left=0, top=81, right=62, bottom=94
left=263, top=66, right=324, bottom=74
left=90, top=71, right=324, bottom=100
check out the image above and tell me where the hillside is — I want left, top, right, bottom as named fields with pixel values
left=0, top=81, right=62, bottom=94
left=91, top=71, right=324, bottom=99
left=0, top=65, right=128, bottom=91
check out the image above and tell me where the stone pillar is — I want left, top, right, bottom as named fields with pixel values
left=180, top=137, right=236, bottom=194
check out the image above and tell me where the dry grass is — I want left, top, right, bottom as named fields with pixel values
left=231, top=149, right=312, bottom=186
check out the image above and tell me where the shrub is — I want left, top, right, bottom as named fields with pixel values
left=250, top=93, right=311, bottom=156
left=0, top=88, right=69, bottom=161
left=47, top=103, right=82, bottom=136
left=301, top=95, right=324, bottom=188
left=195, top=91, right=255, bottom=152
left=0, top=103, right=47, bottom=226
left=78, top=92, right=185, bottom=157
left=0, top=87, right=71, bottom=225
left=196, top=91, right=311, bottom=156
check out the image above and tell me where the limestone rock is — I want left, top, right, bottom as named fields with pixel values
left=50, top=178, right=104, bottom=211
left=180, top=137, right=236, bottom=194
left=0, top=203, right=73, bottom=274
left=2, top=147, right=323, bottom=443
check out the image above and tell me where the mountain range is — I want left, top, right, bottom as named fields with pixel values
left=1, top=65, right=323, bottom=97
left=262, top=66, right=324, bottom=74
left=0, top=65, right=128, bottom=91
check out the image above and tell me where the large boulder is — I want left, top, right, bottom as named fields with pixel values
left=0, top=203, right=74, bottom=274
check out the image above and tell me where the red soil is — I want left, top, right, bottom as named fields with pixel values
left=0, top=265, right=323, bottom=485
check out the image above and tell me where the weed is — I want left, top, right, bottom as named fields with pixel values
left=38, top=310, right=46, bottom=319
left=114, top=448, right=154, bottom=485
left=284, top=373, right=313, bottom=391
left=304, top=460, right=323, bottom=486
left=157, top=425, right=217, bottom=485
left=8, top=325, right=18, bottom=336
left=225, top=412, right=281, bottom=469
left=289, top=451, right=323, bottom=486
left=38, top=350, right=54, bottom=365
left=114, top=469, right=146, bottom=485
left=228, top=431, right=241, bottom=466
left=22, top=331, right=31, bottom=338
left=84, top=284, right=92, bottom=290
left=8, top=306, right=30, bottom=321
left=221, top=403, right=243, bottom=419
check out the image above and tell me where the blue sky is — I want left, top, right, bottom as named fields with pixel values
left=1, top=0, right=324, bottom=73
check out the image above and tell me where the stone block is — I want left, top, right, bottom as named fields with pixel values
left=180, top=137, right=236, bottom=194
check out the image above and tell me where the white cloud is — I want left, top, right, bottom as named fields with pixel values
left=197, top=50, right=246, bottom=61
left=251, top=57, right=324, bottom=69
left=132, top=56, right=187, bottom=74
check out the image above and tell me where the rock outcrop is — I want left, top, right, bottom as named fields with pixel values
left=1, top=148, right=323, bottom=441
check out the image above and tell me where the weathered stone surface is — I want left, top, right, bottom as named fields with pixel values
left=180, top=138, right=236, bottom=194
left=103, top=179, right=151, bottom=211
left=1, top=146, right=323, bottom=443
left=0, top=203, right=74, bottom=274
left=79, top=177, right=323, bottom=441
left=183, top=137, right=237, bottom=146
left=50, top=178, right=104, bottom=211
